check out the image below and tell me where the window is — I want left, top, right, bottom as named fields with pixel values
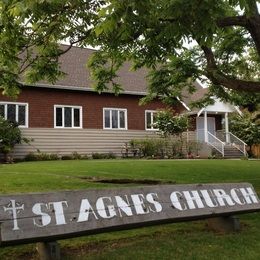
left=103, top=108, right=127, bottom=130
left=0, top=102, right=28, bottom=127
left=145, top=110, right=158, bottom=130
left=54, top=105, right=82, bottom=128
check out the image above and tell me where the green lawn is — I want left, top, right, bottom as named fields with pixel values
left=0, top=159, right=260, bottom=259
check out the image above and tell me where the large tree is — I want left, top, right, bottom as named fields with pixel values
left=0, top=0, right=259, bottom=103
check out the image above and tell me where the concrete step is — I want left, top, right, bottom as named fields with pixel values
left=210, top=145, right=245, bottom=158
left=224, top=146, right=244, bottom=158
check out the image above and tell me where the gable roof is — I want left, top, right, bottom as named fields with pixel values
left=181, top=81, right=208, bottom=108
left=33, top=45, right=148, bottom=95
left=180, top=81, right=242, bottom=115
left=27, top=45, right=220, bottom=113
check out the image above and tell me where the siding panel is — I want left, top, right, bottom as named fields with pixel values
left=13, top=128, right=157, bottom=158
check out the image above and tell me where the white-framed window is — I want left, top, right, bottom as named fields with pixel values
left=54, top=105, right=82, bottom=128
left=103, top=108, right=127, bottom=130
left=145, top=110, right=158, bottom=130
left=0, top=102, right=28, bottom=128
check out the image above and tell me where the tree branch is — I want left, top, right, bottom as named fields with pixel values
left=201, top=46, right=260, bottom=92
left=216, top=15, right=248, bottom=27
left=217, top=14, right=260, bottom=56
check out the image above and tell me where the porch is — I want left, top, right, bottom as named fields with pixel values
left=184, top=130, right=247, bottom=158
left=185, top=99, right=247, bottom=158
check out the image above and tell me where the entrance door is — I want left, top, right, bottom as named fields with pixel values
left=196, top=117, right=216, bottom=142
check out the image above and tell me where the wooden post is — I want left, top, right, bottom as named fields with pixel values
left=207, top=216, right=240, bottom=233
left=36, top=241, right=60, bottom=260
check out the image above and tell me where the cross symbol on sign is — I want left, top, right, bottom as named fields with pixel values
left=3, top=200, right=25, bottom=230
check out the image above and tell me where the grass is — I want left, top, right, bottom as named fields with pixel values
left=0, top=159, right=260, bottom=259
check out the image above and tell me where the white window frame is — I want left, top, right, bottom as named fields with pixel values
left=103, top=108, right=128, bottom=130
left=145, top=110, right=159, bottom=131
left=54, top=105, right=82, bottom=129
left=0, top=101, right=29, bottom=128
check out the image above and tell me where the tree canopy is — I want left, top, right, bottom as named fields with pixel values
left=229, top=110, right=260, bottom=155
left=0, top=0, right=259, bottom=103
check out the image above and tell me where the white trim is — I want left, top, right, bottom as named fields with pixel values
left=54, top=105, right=82, bottom=129
left=176, top=97, right=191, bottom=111
left=197, top=108, right=205, bottom=117
left=225, top=112, right=230, bottom=143
left=145, top=110, right=159, bottom=131
left=0, top=101, right=29, bottom=128
left=204, top=111, right=208, bottom=142
left=234, top=106, right=243, bottom=116
left=23, top=83, right=148, bottom=96
left=103, top=108, right=128, bottom=130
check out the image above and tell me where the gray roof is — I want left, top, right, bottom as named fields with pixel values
left=181, top=81, right=208, bottom=108
left=32, top=45, right=208, bottom=105
left=37, top=45, right=148, bottom=95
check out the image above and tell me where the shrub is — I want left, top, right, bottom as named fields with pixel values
left=71, top=151, right=82, bottom=160
left=106, top=152, right=116, bottom=159
left=48, top=153, right=60, bottom=160
left=61, top=155, right=73, bottom=160
left=24, top=152, right=60, bottom=161
left=81, top=154, right=89, bottom=160
left=24, top=152, right=39, bottom=161
left=185, top=140, right=203, bottom=157
left=230, top=110, right=260, bottom=156
left=130, top=138, right=170, bottom=158
left=0, top=117, right=23, bottom=162
left=92, top=152, right=116, bottom=159
left=168, top=139, right=183, bottom=158
left=155, top=109, right=189, bottom=138
left=92, top=153, right=105, bottom=159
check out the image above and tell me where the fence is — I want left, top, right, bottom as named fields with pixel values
left=252, top=144, right=260, bottom=158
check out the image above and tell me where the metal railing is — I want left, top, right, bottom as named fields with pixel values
left=183, top=130, right=247, bottom=157
left=228, top=132, right=247, bottom=156
left=195, top=129, right=225, bottom=156
left=207, top=131, right=225, bottom=157
left=216, top=130, right=247, bottom=156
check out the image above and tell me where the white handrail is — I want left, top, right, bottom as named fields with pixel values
left=228, top=132, right=247, bottom=156
left=207, top=131, right=225, bottom=157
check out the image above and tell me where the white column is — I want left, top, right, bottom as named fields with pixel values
left=225, top=112, right=230, bottom=143
left=204, top=111, right=208, bottom=142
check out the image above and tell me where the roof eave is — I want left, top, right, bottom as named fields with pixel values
left=21, top=83, right=148, bottom=96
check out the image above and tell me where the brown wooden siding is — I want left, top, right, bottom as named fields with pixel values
left=0, top=87, right=184, bottom=130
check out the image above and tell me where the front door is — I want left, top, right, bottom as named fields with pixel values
left=196, top=117, right=216, bottom=142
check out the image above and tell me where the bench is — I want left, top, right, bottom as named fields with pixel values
left=1, top=183, right=260, bottom=259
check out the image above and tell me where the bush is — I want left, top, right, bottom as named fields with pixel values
left=168, top=139, right=183, bottom=158
left=81, top=154, right=89, bottom=160
left=48, top=153, right=60, bottom=160
left=0, top=117, right=23, bottom=162
left=24, top=152, right=60, bottom=161
left=155, top=109, right=189, bottom=137
left=130, top=138, right=170, bottom=158
left=24, top=152, right=39, bottom=161
left=71, top=151, right=82, bottom=160
left=24, top=151, right=89, bottom=161
left=106, top=152, right=116, bottom=159
left=185, top=140, right=203, bottom=157
left=92, top=152, right=116, bottom=159
left=129, top=138, right=202, bottom=159
left=61, top=155, right=73, bottom=160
